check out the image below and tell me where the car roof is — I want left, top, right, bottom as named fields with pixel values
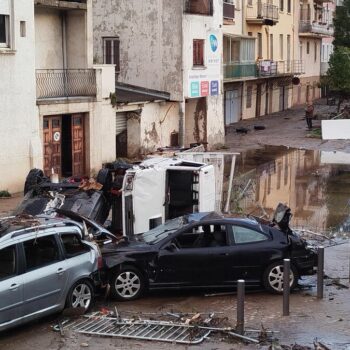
left=185, top=212, right=263, bottom=226
left=0, top=215, right=82, bottom=243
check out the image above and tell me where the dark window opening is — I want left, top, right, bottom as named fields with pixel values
left=61, top=115, right=73, bottom=177
left=0, top=246, right=16, bottom=280
left=103, top=37, right=120, bottom=73
left=23, top=236, right=60, bottom=271
left=231, top=226, right=269, bottom=244
left=185, top=0, right=213, bottom=16
left=61, top=234, right=90, bottom=258
left=0, top=15, right=8, bottom=45
left=193, top=39, right=204, bottom=66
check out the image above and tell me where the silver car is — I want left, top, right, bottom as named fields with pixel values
left=0, top=215, right=101, bottom=331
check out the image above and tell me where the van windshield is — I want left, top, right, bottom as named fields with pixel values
left=138, top=216, right=187, bottom=244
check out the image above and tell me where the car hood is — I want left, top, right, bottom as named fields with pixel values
left=101, top=238, right=154, bottom=255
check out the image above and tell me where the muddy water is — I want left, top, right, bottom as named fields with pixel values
left=230, top=146, right=350, bottom=238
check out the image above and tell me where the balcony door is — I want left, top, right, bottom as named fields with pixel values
left=43, top=114, right=85, bottom=178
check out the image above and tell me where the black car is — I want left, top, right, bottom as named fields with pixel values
left=101, top=212, right=317, bottom=301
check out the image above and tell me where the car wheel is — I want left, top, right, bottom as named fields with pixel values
left=110, top=266, right=145, bottom=301
left=24, top=168, right=44, bottom=195
left=263, top=261, right=298, bottom=293
left=66, top=280, right=94, bottom=311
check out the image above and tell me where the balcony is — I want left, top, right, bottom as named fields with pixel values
left=36, top=69, right=97, bottom=100
left=34, top=0, right=87, bottom=10
left=223, top=1, right=235, bottom=20
left=291, top=60, right=305, bottom=75
left=246, top=1, right=279, bottom=25
left=184, top=0, right=213, bottom=16
left=299, top=20, right=334, bottom=36
left=224, top=62, right=257, bottom=80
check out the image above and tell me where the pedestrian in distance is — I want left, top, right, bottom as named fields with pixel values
left=305, top=100, right=314, bottom=130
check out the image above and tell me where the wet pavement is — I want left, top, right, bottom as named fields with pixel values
left=1, top=100, right=350, bottom=349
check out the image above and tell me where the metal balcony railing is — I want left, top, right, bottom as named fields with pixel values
left=223, top=2, right=235, bottom=19
left=257, top=60, right=286, bottom=76
left=36, top=69, right=97, bottom=99
left=246, top=2, right=279, bottom=23
left=224, top=62, right=257, bottom=79
left=299, top=20, right=334, bottom=36
left=291, top=60, right=305, bottom=75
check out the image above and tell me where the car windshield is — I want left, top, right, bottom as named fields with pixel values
left=137, top=216, right=187, bottom=244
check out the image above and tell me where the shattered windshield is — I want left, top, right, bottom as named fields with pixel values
left=138, top=216, right=187, bottom=244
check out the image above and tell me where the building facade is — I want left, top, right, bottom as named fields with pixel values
left=0, top=0, right=116, bottom=193
left=92, top=0, right=225, bottom=156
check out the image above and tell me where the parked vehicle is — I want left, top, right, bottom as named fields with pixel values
left=101, top=212, right=317, bottom=301
left=0, top=215, right=102, bottom=331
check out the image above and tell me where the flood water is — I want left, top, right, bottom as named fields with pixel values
left=230, top=146, right=350, bottom=238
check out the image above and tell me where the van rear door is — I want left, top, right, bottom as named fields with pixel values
left=199, top=165, right=216, bottom=212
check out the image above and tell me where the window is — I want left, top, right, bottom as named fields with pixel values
left=61, top=234, right=90, bottom=258
left=279, top=0, right=284, bottom=11
left=270, top=34, right=273, bottom=60
left=103, top=37, right=120, bottom=72
left=23, top=236, right=60, bottom=271
left=193, top=39, right=204, bottom=66
left=231, top=226, right=269, bottom=244
left=287, top=0, right=291, bottom=13
left=279, top=34, right=283, bottom=60
left=246, top=86, right=253, bottom=108
left=306, top=41, right=310, bottom=54
left=175, top=224, right=227, bottom=248
left=247, top=0, right=253, bottom=5
left=314, top=42, right=317, bottom=62
left=0, top=15, right=10, bottom=48
left=0, top=246, right=16, bottom=280
left=185, top=0, right=213, bottom=16
left=257, top=33, right=262, bottom=58
left=20, top=21, right=26, bottom=37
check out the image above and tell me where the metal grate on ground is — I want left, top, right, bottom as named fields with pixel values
left=63, top=313, right=211, bottom=345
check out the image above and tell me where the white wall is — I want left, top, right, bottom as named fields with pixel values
left=0, top=0, right=38, bottom=193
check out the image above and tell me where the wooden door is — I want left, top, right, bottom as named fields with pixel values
left=43, top=116, right=62, bottom=177
left=256, top=84, right=262, bottom=117
left=71, top=114, right=85, bottom=176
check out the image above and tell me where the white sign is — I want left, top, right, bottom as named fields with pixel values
left=53, top=131, right=61, bottom=142
left=188, top=31, right=221, bottom=99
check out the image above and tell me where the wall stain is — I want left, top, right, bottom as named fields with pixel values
left=193, top=97, right=207, bottom=144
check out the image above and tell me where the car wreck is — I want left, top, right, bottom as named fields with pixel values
left=100, top=207, right=317, bottom=301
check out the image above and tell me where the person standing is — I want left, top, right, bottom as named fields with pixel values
left=305, top=101, right=314, bottom=130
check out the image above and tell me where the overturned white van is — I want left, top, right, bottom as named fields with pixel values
left=121, top=153, right=238, bottom=236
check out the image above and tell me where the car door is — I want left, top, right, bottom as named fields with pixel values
left=227, top=224, right=274, bottom=282
left=59, top=232, right=96, bottom=290
left=155, top=224, right=212, bottom=287
left=21, top=234, right=68, bottom=319
left=0, top=243, right=23, bottom=330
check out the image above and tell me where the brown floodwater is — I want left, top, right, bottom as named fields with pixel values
left=230, top=146, right=350, bottom=239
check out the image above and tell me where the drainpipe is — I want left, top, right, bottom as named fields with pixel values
left=241, top=0, right=245, bottom=36
left=179, top=2, right=185, bottom=148
left=62, top=11, right=67, bottom=69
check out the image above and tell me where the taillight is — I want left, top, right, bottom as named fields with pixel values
left=97, top=256, right=103, bottom=269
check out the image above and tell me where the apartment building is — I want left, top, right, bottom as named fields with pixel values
left=92, top=0, right=225, bottom=155
left=293, top=0, right=334, bottom=105
left=0, top=0, right=116, bottom=192
left=223, top=0, right=304, bottom=125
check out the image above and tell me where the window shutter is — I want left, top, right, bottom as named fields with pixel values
left=113, top=39, right=120, bottom=72
left=0, top=0, right=10, bottom=15
left=105, top=40, right=112, bottom=64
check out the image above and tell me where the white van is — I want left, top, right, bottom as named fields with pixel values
left=121, top=153, right=238, bottom=236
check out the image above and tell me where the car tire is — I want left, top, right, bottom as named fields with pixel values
left=66, top=279, right=94, bottom=312
left=110, top=266, right=145, bottom=301
left=96, top=168, right=112, bottom=193
left=263, top=261, right=298, bottom=294
left=24, top=168, right=44, bottom=195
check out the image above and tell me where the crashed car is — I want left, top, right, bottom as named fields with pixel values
left=101, top=210, right=317, bottom=301
left=0, top=215, right=102, bottom=331
left=15, top=168, right=112, bottom=224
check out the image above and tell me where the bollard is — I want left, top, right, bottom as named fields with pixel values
left=317, top=246, right=324, bottom=299
left=236, top=279, right=245, bottom=335
left=283, top=259, right=290, bottom=316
